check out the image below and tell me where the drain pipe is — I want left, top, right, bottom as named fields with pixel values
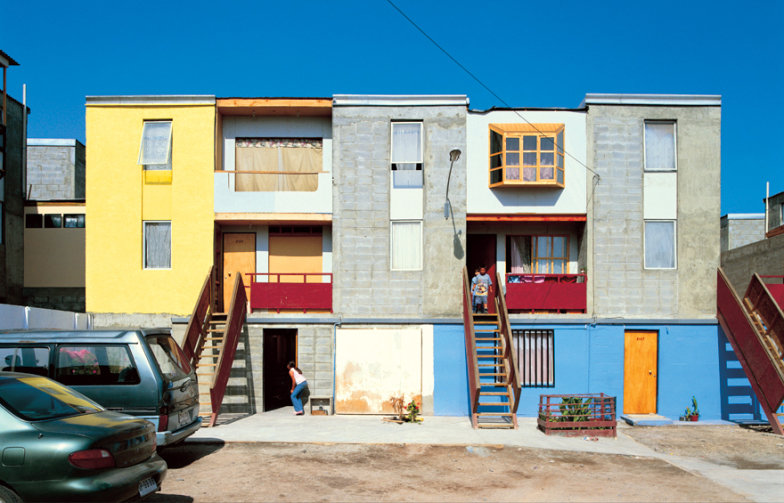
left=331, top=317, right=342, bottom=414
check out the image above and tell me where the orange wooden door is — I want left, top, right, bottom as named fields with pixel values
left=222, top=233, right=255, bottom=310
left=623, top=330, right=658, bottom=414
left=268, top=235, right=322, bottom=283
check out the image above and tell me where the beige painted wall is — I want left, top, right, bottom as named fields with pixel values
left=24, top=205, right=85, bottom=288
left=335, top=327, right=433, bottom=414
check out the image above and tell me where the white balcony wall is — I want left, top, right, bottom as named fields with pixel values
left=466, top=110, right=587, bottom=214
left=216, top=116, right=333, bottom=215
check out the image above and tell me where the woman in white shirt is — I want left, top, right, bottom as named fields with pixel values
left=287, top=361, right=308, bottom=416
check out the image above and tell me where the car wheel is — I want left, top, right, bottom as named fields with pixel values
left=0, top=485, right=22, bottom=503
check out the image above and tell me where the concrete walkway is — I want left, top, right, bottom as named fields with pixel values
left=187, top=408, right=784, bottom=503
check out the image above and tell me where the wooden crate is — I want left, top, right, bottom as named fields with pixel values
left=537, top=393, right=617, bottom=437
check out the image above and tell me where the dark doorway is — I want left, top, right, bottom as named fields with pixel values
left=466, top=234, right=497, bottom=314
left=263, top=329, right=297, bottom=411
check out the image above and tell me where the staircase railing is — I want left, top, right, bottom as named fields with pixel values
left=182, top=266, right=215, bottom=367
left=461, top=267, right=480, bottom=428
left=206, top=271, right=248, bottom=427
left=717, top=268, right=784, bottom=435
left=744, top=273, right=784, bottom=358
left=495, top=272, right=521, bottom=418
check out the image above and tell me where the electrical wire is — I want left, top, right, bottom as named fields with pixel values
left=383, top=0, right=599, bottom=179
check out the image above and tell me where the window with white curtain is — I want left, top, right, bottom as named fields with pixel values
left=514, top=329, right=554, bottom=387
left=391, top=122, right=423, bottom=188
left=644, top=220, right=676, bottom=269
left=144, top=221, right=171, bottom=269
left=390, top=221, right=422, bottom=271
left=644, top=121, right=676, bottom=172
left=138, top=121, right=172, bottom=170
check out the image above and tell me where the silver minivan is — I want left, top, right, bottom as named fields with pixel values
left=0, top=328, right=201, bottom=446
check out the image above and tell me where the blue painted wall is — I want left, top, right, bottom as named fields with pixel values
left=433, top=322, right=725, bottom=420
left=433, top=325, right=470, bottom=416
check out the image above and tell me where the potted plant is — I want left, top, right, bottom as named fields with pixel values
left=679, top=396, right=700, bottom=421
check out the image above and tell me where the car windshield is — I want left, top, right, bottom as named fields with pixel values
left=0, top=376, right=104, bottom=421
left=146, top=335, right=191, bottom=380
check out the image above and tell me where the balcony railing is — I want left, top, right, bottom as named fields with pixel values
left=249, top=273, right=332, bottom=313
left=505, top=273, right=586, bottom=313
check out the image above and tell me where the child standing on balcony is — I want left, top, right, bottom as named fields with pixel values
left=475, top=267, right=492, bottom=313
left=288, top=361, right=308, bottom=416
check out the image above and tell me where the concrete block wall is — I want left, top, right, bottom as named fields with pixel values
left=766, top=192, right=784, bottom=230
left=26, top=140, right=85, bottom=200
left=720, top=215, right=764, bottom=252
left=332, top=103, right=467, bottom=318
left=721, top=232, right=784, bottom=293
left=1, top=96, right=26, bottom=305
left=245, top=324, right=333, bottom=410
left=586, top=103, right=721, bottom=319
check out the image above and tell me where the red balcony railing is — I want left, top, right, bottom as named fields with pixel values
left=249, top=273, right=332, bottom=313
left=505, top=273, right=586, bottom=313
left=759, top=276, right=784, bottom=310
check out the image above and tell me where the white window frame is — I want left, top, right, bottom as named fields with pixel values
left=390, top=220, right=423, bottom=271
left=143, top=221, right=172, bottom=270
left=643, top=120, right=677, bottom=172
left=644, top=220, right=677, bottom=270
left=138, top=120, right=173, bottom=170
left=390, top=121, right=423, bottom=168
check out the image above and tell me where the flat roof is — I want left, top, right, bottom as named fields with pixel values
left=333, top=94, right=469, bottom=107
left=581, top=93, right=721, bottom=107
left=217, top=97, right=332, bottom=117
left=0, top=50, right=19, bottom=67
left=27, top=138, right=83, bottom=147
left=85, top=95, right=215, bottom=105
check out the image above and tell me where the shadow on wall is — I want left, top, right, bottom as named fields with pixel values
left=718, top=330, right=763, bottom=423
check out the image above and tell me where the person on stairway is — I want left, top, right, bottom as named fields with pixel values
left=288, top=362, right=308, bottom=416
left=476, top=267, right=492, bottom=313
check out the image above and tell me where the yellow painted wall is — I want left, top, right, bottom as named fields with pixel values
left=85, top=102, right=215, bottom=315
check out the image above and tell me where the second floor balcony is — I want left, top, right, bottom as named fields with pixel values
left=249, top=273, right=332, bottom=313
left=505, top=273, right=586, bottom=313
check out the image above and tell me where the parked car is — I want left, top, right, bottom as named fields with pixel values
left=0, top=372, right=167, bottom=502
left=0, top=329, right=201, bottom=447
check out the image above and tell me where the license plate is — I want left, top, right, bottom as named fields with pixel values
left=139, top=478, right=157, bottom=497
left=178, top=407, right=193, bottom=426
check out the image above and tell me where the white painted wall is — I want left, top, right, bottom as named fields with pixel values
left=644, top=172, right=677, bottom=219
left=466, top=110, right=587, bottom=214
left=0, top=304, right=92, bottom=330
left=216, top=116, right=333, bottom=215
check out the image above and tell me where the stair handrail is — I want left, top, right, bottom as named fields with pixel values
left=207, top=271, right=248, bottom=426
left=461, top=266, right=481, bottom=428
left=495, top=271, right=521, bottom=415
left=717, top=267, right=784, bottom=435
left=745, top=273, right=784, bottom=358
left=183, top=265, right=214, bottom=367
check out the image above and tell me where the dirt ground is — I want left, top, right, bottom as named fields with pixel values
left=144, top=426, right=784, bottom=503
left=624, top=425, right=784, bottom=470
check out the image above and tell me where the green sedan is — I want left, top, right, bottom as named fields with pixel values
left=0, top=372, right=167, bottom=502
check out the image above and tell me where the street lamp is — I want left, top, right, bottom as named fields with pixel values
left=444, top=149, right=461, bottom=219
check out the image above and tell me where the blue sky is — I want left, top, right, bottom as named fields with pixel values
left=2, top=0, right=781, bottom=214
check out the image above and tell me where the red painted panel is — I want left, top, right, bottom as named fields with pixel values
left=250, top=274, right=332, bottom=312
left=767, top=284, right=784, bottom=309
left=505, top=274, right=587, bottom=312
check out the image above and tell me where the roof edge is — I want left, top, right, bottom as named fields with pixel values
left=722, top=213, right=765, bottom=220
left=27, top=138, right=83, bottom=147
left=333, top=94, right=469, bottom=107
left=581, top=93, right=721, bottom=107
left=86, top=95, right=215, bottom=106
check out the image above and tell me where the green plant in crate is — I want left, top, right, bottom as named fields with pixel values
left=559, top=396, right=591, bottom=422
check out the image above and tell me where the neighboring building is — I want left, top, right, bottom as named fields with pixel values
left=0, top=50, right=25, bottom=305
left=23, top=139, right=86, bottom=311
left=84, top=96, right=216, bottom=324
left=721, top=213, right=765, bottom=253
left=765, top=190, right=784, bottom=235
left=85, top=92, right=729, bottom=422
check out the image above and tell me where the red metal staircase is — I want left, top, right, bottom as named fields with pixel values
left=716, top=268, right=784, bottom=435
left=461, top=268, right=521, bottom=429
left=182, top=266, right=248, bottom=427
